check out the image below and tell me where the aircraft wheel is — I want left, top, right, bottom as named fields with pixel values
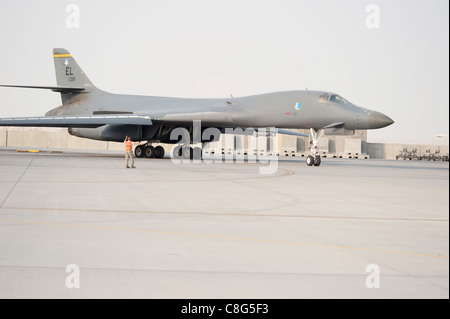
left=144, top=146, right=156, bottom=158
left=306, top=155, right=314, bottom=166
left=172, top=145, right=182, bottom=158
left=155, top=146, right=165, bottom=159
left=314, top=156, right=321, bottom=166
left=182, top=147, right=192, bottom=159
left=135, top=145, right=145, bottom=158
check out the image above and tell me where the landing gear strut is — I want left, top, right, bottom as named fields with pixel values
left=307, top=128, right=324, bottom=167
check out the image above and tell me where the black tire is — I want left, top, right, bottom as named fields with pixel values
left=306, top=155, right=314, bottom=166
left=144, top=146, right=156, bottom=158
left=314, top=156, right=321, bottom=166
left=155, top=146, right=165, bottom=159
left=135, top=145, right=145, bottom=158
left=172, top=145, right=182, bottom=159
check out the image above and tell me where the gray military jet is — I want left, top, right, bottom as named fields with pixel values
left=0, top=48, right=394, bottom=166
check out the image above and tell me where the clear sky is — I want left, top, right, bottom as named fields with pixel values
left=0, top=0, right=448, bottom=145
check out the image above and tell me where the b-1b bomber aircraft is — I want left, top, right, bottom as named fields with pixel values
left=0, top=48, right=394, bottom=166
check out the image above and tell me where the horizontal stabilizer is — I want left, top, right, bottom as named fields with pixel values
left=0, top=114, right=152, bottom=128
left=0, top=85, right=85, bottom=93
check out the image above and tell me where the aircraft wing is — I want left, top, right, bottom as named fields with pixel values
left=0, top=114, right=152, bottom=128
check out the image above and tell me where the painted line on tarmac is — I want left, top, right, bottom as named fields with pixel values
left=0, top=168, right=294, bottom=184
left=1, top=206, right=446, bottom=223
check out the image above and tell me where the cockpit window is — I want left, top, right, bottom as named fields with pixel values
left=329, top=95, right=349, bottom=104
left=318, top=94, right=330, bottom=103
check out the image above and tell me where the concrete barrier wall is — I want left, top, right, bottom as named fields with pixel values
left=0, top=128, right=6, bottom=147
left=7, top=127, right=67, bottom=149
left=281, top=134, right=297, bottom=152
left=1, top=127, right=126, bottom=151
left=4, top=127, right=106, bottom=150
left=1, top=127, right=448, bottom=160
left=344, top=138, right=361, bottom=154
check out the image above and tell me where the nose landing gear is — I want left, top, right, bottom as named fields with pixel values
left=306, top=155, right=321, bottom=166
left=307, top=128, right=324, bottom=167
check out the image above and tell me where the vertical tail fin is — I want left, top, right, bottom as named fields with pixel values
left=53, top=48, right=101, bottom=105
left=53, top=48, right=98, bottom=91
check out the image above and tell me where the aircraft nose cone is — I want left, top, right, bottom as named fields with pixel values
left=368, top=111, right=394, bottom=129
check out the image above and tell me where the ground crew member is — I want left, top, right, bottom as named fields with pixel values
left=124, top=136, right=136, bottom=168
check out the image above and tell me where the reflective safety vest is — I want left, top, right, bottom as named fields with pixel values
left=125, top=140, right=133, bottom=151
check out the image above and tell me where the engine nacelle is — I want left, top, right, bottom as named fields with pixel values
left=68, top=124, right=159, bottom=142
left=68, top=124, right=226, bottom=144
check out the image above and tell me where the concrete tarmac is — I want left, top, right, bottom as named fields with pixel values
left=0, top=148, right=448, bottom=299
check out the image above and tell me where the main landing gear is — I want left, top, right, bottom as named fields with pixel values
left=306, top=128, right=324, bottom=167
left=135, top=144, right=165, bottom=159
left=135, top=144, right=203, bottom=160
